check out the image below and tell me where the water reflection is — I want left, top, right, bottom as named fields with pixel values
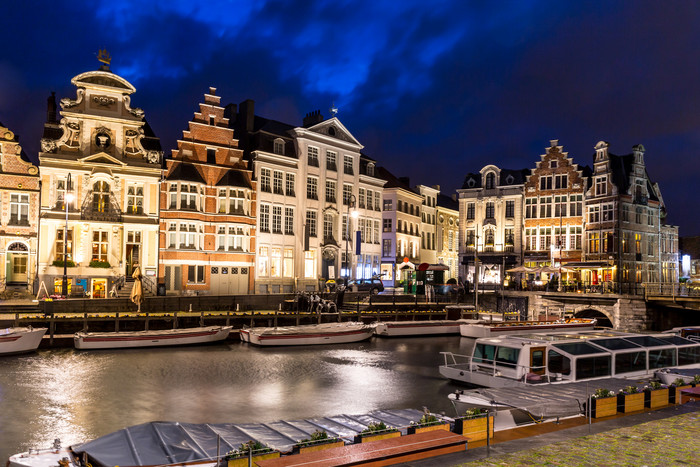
left=0, top=336, right=472, bottom=461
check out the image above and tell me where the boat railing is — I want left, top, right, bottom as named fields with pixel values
left=440, top=351, right=551, bottom=384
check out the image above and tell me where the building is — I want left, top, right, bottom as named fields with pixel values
left=0, top=123, right=40, bottom=293
left=231, top=103, right=384, bottom=292
left=436, top=193, right=459, bottom=281
left=159, top=88, right=255, bottom=295
left=458, top=165, right=529, bottom=288
left=523, top=140, right=589, bottom=284
left=37, top=55, right=163, bottom=298
left=584, top=142, right=678, bottom=292
left=416, top=184, right=440, bottom=265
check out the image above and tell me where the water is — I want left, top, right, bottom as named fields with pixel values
left=0, top=336, right=475, bottom=461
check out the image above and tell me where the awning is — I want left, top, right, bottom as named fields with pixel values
left=417, top=263, right=449, bottom=271
left=399, top=261, right=415, bottom=270
left=563, top=261, right=614, bottom=270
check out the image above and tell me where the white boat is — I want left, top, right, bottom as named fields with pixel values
left=459, top=318, right=597, bottom=338
left=440, top=330, right=700, bottom=388
left=74, top=325, right=232, bottom=349
left=374, top=319, right=479, bottom=337
left=654, top=367, right=700, bottom=385
left=0, top=326, right=47, bottom=355
left=240, top=322, right=374, bottom=346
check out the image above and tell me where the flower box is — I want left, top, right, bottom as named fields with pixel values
left=353, top=430, right=401, bottom=444
left=292, top=439, right=345, bottom=454
left=644, top=388, right=669, bottom=409
left=670, top=385, right=693, bottom=404
left=590, top=396, right=618, bottom=418
left=617, top=392, right=644, bottom=413
left=227, top=451, right=280, bottom=467
left=452, top=414, right=494, bottom=441
left=407, top=422, right=450, bottom=435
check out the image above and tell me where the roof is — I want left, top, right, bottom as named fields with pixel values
left=141, top=119, right=162, bottom=153
left=605, top=153, right=660, bottom=202
left=216, top=169, right=252, bottom=189
left=165, top=163, right=206, bottom=184
left=437, top=193, right=458, bottom=211
left=375, top=166, right=416, bottom=192
left=460, top=168, right=530, bottom=189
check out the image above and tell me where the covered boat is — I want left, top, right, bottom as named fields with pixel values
left=374, top=319, right=479, bottom=337
left=240, top=322, right=374, bottom=346
left=74, top=325, right=232, bottom=349
left=0, top=326, right=47, bottom=355
left=459, top=318, right=597, bottom=338
left=440, top=330, right=700, bottom=387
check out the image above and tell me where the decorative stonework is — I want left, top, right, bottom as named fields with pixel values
left=123, top=95, right=144, bottom=118
left=60, top=88, right=85, bottom=109
left=93, top=95, right=116, bottom=107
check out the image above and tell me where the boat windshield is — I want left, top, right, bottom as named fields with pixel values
left=655, top=336, right=696, bottom=346
left=679, top=345, right=700, bottom=365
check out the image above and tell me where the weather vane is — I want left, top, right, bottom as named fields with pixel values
left=97, top=48, right=112, bottom=67
left=329, top=102, right=338, bottom=117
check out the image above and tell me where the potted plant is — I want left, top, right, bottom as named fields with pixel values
left=224, top=440, right=279, bottom=467
left=453, top=408, right=493, bottom=441
left=589, top=388, right=617, bottom=418
left=52, top=259, right=76, bottom=267
left=89, top=260, right=111, bottom=268
left=292, top=430, right=344, bottom=454
left=644, top=381, right=669, bottom=409
left=407, top=412, right=450, bottom=435
left=617, top=385, right=644, bottom=413
left=353, top=421, right=400, bottom=444
left=669, top=378, right=693, bottom=404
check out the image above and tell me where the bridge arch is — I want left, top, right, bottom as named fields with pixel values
left=572, top=308, right=613, bottom=328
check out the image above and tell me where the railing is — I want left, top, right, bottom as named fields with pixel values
left=80, top=191, right=123, bottom=222
left=440, top=352, right=551, bottom=385
left=644, top=282, right=700, bottom=299
left=142, top=275, right=157, bottom=296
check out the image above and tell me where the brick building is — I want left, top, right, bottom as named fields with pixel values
left=159, top=88, right=255, bottom=295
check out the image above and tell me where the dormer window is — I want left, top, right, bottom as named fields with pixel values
left=328, top=126, right=336, bottom=136
left=367, top=162, right=375, bottom=177
left=274, top=138, right=285, bottom=155
left=485, top=172, right=495, bottom=189
left=467, top=178, right=475, bottom=188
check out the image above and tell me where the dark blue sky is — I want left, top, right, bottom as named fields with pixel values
left=1, top=1, right=699, bottom=234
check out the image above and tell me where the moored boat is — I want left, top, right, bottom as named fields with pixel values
left=0, top=326, right=47, bottom=355
left=240, top=322, right=374, bottom=346
left=374, top=319, right=479, bottom=337
left=440, top=330, right=700, bottom=388
left=459, top=318, right=597, bottom=338
left=74, top=325, right=232, bottom=349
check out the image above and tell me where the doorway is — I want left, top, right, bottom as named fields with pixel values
left=126, top=231, right=141, bottom=276
left=530, top=346, right=547, bottom=375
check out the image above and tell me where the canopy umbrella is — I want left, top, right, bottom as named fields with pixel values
left=130, top=266, right=143, bottom=312
left=506, top=266, right=534, bottom=273
left=540, top=266, right=574, bottom=274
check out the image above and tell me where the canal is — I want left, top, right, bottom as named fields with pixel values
left=0, top=336, right=475, bottom=461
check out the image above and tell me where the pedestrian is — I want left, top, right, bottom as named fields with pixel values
left=336, top=284, right=345, bottom=308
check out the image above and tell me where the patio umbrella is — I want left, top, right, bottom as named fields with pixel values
left=506, top=266, right=534, bottom=273
left=130, top=266, right=143, bottom=312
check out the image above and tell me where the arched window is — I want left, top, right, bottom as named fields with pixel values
left=485, top=229, right=494, bottom=245
left=93, top=181, right=110, bottom=213
left=485, top=172, right=496, bottom=189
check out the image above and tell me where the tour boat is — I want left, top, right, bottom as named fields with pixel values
left=440, top=330, right=700, bottom=388
left=654, top=367, right=700, bottom=385
left=459, top=318, right=597, bottom=338
left=240, top=322, right=374, bottom=346
left=74, top=325, right=232, bottom=349
left=374, top=319, right=479, bottom=337
left=0, top=326, right=47, bottom=355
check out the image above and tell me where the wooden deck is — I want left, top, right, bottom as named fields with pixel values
left=256, top=430, right=467, bottom=467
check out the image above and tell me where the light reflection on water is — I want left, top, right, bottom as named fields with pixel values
left=0, top=336, right=474, bottom=461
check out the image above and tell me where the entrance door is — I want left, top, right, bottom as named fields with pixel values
left=92, top=278, right=107, bottom=299
left=530, top=347, right=547, bottom=375
left=10, top=254, right=28, bottom=283
left=126, top=231, right=141, bottom=276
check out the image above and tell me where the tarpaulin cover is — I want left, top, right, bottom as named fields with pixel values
left=72, top=409, right=426, bottom=467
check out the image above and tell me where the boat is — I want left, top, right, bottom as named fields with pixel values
left=663, top=326, right=700, bottom=342
left=240, top=322, right=374, bottom=346
left=459, top=318, right=597, bottom=338
left=374, top=319, right=480, bottom=337
left=0, top=326, right=47, bottom=355
left=440, top=330, right=700, bottom=388
left=654, top=367, right=700, bottom=385
left=74, top=325, right=232, bottom=349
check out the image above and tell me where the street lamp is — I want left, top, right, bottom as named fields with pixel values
left=344, top=193, right=358, bottom=286
left=62, top=173, right=74, bottom=298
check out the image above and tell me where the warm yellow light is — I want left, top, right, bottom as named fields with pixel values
left=351, top=210, right=359, bottom=219
left=66, top=193, right=75, bottom=203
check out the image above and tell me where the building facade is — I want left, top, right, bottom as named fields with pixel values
left=0, top=124, right=40, bottom=292
left=38, top=60, right=163, bottom=298
left=416, top=184, right=439, bottom=265
left=436, top=194, right=459, bottom=281
left=159, top=88, right=255, bottom=295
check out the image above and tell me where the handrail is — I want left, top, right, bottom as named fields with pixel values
left=440, top=351, right=549, bottom=384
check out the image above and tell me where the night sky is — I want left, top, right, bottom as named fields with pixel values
left=2, top=1, right=699, bottom=234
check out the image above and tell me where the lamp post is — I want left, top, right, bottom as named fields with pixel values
left=344, top=193, right=358, bottom=286
left=62, top=173, right=74, bottom=298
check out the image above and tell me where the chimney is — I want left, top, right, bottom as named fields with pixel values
left=303, top=109, right=324, bottom=127
left=47, top=92, right=57, bottom=123
left=238, top=99, right=255, bottom=132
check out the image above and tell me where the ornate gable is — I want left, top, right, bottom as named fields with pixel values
left=79, top=152, right=127, bottom=167
left=307, top=117, right=362, bottom=147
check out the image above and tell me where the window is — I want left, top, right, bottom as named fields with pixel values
left=525, top=228, right=535, bottom=251
left=207, top=148, right=216, bottom=161
left=187, top=265, right=205, bottom=283
left=621, top=204, right=630, bottom=222
left=270, top=248, right=281, bottom=277
left=306, top=210, right=317, bottom=237
left=383, top=219, right=392, bottom=232
left=307, top=146, right=319, bottom=166
left=55, top=229, right=73, bottom=262
left=273, top=171, right=283, bottom=195
left=383, top=239, right=392, bottom=257
left=383, top=199, right=392, bottom=211
left=272, top=206, right=282, bottom=233
left=539, top=196, right=552, bottom=218
left=326, top=151, right=337, bottom=171
left=258, top=246, right=269, bottom=276
left=323, top=213, right=334, bottom=241
left=125, top=185, right=143, bottom=214
left=92, top=230, right=108, bottom=261
left=635, top=207, right=643, bottom=224
left=466, top=229, right=475, bottom=248
left=9, top=194, right=30, bottom=225
left=93, top=181, right=110, bottom=213
left=569, top=227, right=582, bottom=250
left=635, top=233, right=642, bottom=254
left=485, top=202, right=495, bottom=219
left=569, top=194, right=582, bottom=217
left=366, top=191, right=373, bottom=211
left=306, top=177, right=318, bottom=200
left=343, top=184, right=353, bottom=205
left=588, top=205, right=600, bottom=223
left=374, top=220, right=379, bottom=244
left=540, top=175, right=552, bottom=190
left=285, top=207, right=294, bottom=235
left=260, top=168, right=271, bottom=192
left=358, top=188, right=365, bottom=208
left=555, top=174, right=568, bottom=189
left=283, top=248, right=294, bottom=277
left=622, top=232, right=630, bottom=253
left=602, top=203, right=614, bottom=221
left=648, top=208, right=654, bottom=226
left=550, top=160, right=558, bottom=168
left=504, top=228, right=514, bottom=251
left=56, top=177, right=74, bottom=209
left=375, top=194, right=380, bottom=211
left=179, top=184, right=199, bottom=211
left=177, top=222, right=200, bottom=249
left=554, top=195, right=567, bottom=218
left=505, top=200, right=515, bottom=218
left=588, top=232, right=600, bottom=253
left=595, top=176, right=607, bottom=196
left=448, top=231, right=454, bottom=250
left=484, top=229, right=494, bottom=250
left=344, top=155, right=353, bottom=175
left=485, top=172, right=495, bottom=189
left=525, top=198, right=537, bottom=218
left=342, top=215, right=348, bottom=240
left=540, top=227, right=552, bottom=250
left=259, top=204, right=270, bottom=232
left=274, top=139, right=285, bottom=155
left=285, top=173, right=295, bottom=197
left=466, top=203, right=475, bottom=220
left=304, top=250, right=316, bottom=278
